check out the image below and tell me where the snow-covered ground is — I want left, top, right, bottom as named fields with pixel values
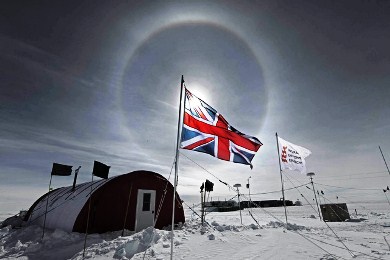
left=1, top=202, right=390, bottom=259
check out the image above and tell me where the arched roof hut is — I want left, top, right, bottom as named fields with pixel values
left=25, top=170, right=185, bottom=233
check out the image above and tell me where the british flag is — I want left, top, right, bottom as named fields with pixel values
left=180, top=88, right=262, bottom=168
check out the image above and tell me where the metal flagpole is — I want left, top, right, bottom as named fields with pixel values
left=307, top=172, right=322, bottom=220
left=122, top=183, right=133, bottom=236
left=83, top=173, right=94, bottom=258
left=276, top=132, right=288, bottom=226
left=234, top=184, right=243, bottom=225
left=247, top=176, right=252, bottom=206
left=379, top=146, right=390, bottom=175
left=384, top=190, right=390, bottom=208
left=200, top=182, right=205, bottom=226
left=170, top=75, right=185, bottom=260
left=42, top=174, right=53, bottom=239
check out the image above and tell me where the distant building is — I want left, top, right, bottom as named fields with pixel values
left=242, top=200, right=294, bottom=208
left=204, top=200, right=239, bottom=212
left=320, top=203, right=350, bottom=222
left=203, top=199, right=295, bottom=212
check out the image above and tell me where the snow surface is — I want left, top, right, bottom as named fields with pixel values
left=1, top=202, right=390, bottom=259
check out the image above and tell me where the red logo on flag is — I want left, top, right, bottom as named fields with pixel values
left=281, top=146, right=288, bottom=162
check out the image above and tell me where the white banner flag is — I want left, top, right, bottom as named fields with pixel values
left=278, top=136, right=311, bottom=173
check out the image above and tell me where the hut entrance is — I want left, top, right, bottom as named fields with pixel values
left=135, top=189, right=156, bottom=231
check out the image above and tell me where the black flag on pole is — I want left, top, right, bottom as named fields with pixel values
left=92, top=161, right=110, bottom=179
left=51, top=163, right=73, bottom=176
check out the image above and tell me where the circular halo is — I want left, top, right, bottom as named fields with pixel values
left=116, top=20, right=268, bottom=151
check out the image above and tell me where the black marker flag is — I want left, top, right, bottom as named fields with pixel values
left=51, top=163, right=73, bottom=176
left=92, top=161, right=110, bottom=179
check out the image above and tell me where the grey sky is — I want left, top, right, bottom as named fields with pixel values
left=1, top=0, right=390, bottom=213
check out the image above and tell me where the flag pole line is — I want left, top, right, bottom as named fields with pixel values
left=313, top=182, right=373, bottom=220
left=384, top=192, right=390, bottom=209
left=142, top=159, right=176, bottom=260
left=238, top=194, right=344, bottom=260
left=309, top=176, right=322, bottom=221
left=182, top=151, right=376, bottom=260
left=200, top=187, right=204, bottom=226
left=122, top=183, right=133, bottom=236
left=182, top=151, right=312, bottom=197
left=275, top=132, right=288, bottom=226
left=170, top=75, right=185, bottom=260
left=282, top=171, right=322, bottom=220
left=274, top=175, right=354, bottom=257
left=282, top=172, right=321, bottom=216
left=379, top=146, right=390, bottom=175
left=42, top=174, right=53, bottom=239
left=28, top=180, right=108, bottom=225
left=83, top=173, right=94, bottom=258
left=243, top=192, right=360, bottom=259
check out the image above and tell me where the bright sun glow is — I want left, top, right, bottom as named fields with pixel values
left=186, top=82, right=212, bottom=103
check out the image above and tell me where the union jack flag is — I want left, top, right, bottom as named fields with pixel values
left=180, top=88, right=262, bottom=168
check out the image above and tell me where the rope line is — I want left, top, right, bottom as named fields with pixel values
left=314, top=182, right=381, bottom=191
left=178, top=153, right=385, bottom=260
left=181, top=153, right=345, bottom=259
left=283, top=173, right=355, bottom=257
left=239, top=193, right=343, bottom=260
left=142, top=158, right=176, bottom=260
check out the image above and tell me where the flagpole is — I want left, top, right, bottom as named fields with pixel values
left=170, top=75, right=185, bottom=260
left=42, top=174, right=53, bottom=239
left=379, top=146, right=390, bottom=175
left=308, top=173, right=322, bottom=220
left=276, top=132, right=288, bottom=226
left=122, top=183, right=133, bottom=236
left=83, top=173, right=94, bottom=259
left=200, top=182, right=205, bottom=226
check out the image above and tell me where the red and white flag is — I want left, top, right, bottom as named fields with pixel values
left=278, top=136, right=311, bottom=173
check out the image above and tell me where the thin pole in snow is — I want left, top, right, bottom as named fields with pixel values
left=122, top=183, right=133, bottom=236
left=170, top=75, right=185, bottom=260
left=42, top=174, right=53, bottom=239
left=83, top=173, right=94, bottom=258
left=276, top=132, right=288, bottom=226
left=236, top=186, right=242, bottom=225
left=379, top=146, right=390, bottom=175
left=247, top=176, right=252, bottom=207
left=200, top=183, right=205, bottom=226
left=385, top=192, right=390, bottom=208
left=308, top=173, right=322, bottom=221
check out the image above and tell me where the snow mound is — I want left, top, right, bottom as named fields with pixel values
left=266, top=221, right=309, bottom=231
left=207, top=234, right=215, bottom=240
left=113, top=227, right=162, bottom=258
left=209, top=221, right=240, bottom=232
left=71, top=227, right=166, bottom=259
left=0, top=225, right=112, bottom=260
